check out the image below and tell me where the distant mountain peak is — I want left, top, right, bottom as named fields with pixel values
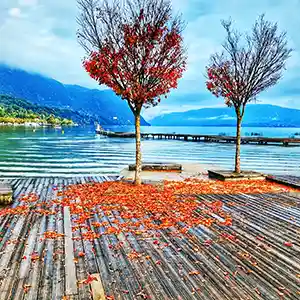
left=150, top=105, right=300, bottom=127
left=0, top=64, right=149, bottom=126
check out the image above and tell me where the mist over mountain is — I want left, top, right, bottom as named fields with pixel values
left=0, top=65, right=149, bottom=126
left=150, top=105, right=300, bottom=127
left=2, top=65, right=299, bottom=128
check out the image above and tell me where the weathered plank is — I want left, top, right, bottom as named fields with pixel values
left=70, top=177, right=91, bottom=299
left=267, top=175, right=300, bottom=189
left=0, top=216, right=26, bottom=274
left=0, top=177, right=299, bottom=300
left=64, top=206, right=78, bottom=296
left=90, top=273, right=106, bottom=300
left=52, top=178, right=66, bottom=299
left=25, top=178, right=54, bottom=300
left=38, top=179, right=60, bottom=299
left=18, top=222, right=39, bottom=279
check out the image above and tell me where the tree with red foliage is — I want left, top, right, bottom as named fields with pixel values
left=206, top=15, right=291, bottom=173
left=77, top=0, right=187, bottom=184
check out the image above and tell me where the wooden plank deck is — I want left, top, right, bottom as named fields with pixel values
left=267, top=175, right=300, bottom=189
left=96, top=129, right=300, bottom=146
left=0, top=177, right=299, bottom=299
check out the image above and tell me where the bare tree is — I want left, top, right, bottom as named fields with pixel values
left=77, top=0, right=186, bottom=184
left=206, top=15, right=292, bottom=173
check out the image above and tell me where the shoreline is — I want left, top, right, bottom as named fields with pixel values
left=0, top=122, right=77, bottom=127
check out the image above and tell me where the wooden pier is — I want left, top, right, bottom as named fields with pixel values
left=267, top=175, right=300, bottom=189
left=96, top=129, right=300, bottom=146
left=0, top=176, right=299, bottom=299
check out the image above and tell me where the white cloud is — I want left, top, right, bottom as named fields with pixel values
left=8, top=7, right=22, bottom=18
left=0, top=1, right=99, bottom=88
left=260, top=95, right=300, bottom=109
left=19, top=0, right=38, bottom=6
left=0, top=0, right=299, bottom=112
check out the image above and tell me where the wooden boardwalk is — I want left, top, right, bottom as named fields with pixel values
left=0, top=177, right=300, bottom=299
left=96, top=129, right=300, bottom=146
left=267, top=175, right=300, bottom=189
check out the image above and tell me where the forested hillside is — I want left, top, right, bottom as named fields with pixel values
left=0, top=95, right=95, bottom=125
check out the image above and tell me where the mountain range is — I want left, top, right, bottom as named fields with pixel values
left=150, top=105, right=300, bottom=127
left=0, top=65, right=149, bottom=126
left=0, top=94, right=95, bottom=125
left=1, top=64, right=299, bottom=127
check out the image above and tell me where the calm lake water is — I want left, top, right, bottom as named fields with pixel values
left=0, top=125, right=299, bottom=177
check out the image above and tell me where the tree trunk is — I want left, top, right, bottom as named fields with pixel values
left=235, top=117, right=242, bottom=173
left=134, top=113, right=142, bottom=185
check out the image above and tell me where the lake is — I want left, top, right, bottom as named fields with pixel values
left=0, top=125, right=299, bottom=177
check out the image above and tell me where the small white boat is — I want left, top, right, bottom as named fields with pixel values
left=96, top=123, right=104, bottom=133
left=54, top=125, right=62, bottom=129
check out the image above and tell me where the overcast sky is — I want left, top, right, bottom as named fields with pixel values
left=0, top=0, right=299, bottom=120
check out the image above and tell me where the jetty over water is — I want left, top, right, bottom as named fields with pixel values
left=96, top=129, right=300, bottom=146
left=0, top=176, right=299, bottom=299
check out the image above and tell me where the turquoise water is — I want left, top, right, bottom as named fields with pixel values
left=0, top=125, right=299, bottom=177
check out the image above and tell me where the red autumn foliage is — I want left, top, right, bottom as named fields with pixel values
left=78, top=0, right=187, bottom=184
left=82, top=8, right=186, bottom=108
left=60, top=180, right=233, bottom=236
left=23, top=284, right=31, bottom=294
left=77, top=251, right=85, bottom=257
left=43, top=231, right=64, bottom=239
left=78, top=274, right=98, bottom=285
left=206, top=62, right=239, bottom=107
left=283, top=241, right=293, bottom=247
left=189, top=270, right=200, bottom=276
left=205, top=16, right=291, bottom=174
left=53, top=178, right=294, bottom=240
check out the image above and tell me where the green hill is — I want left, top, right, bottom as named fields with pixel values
left=0, top=65, right=150, bottom=126
left=0, top=95, right=95, bottom=125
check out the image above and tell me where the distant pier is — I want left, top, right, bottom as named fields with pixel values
left=96, top=128, right=300, bottom=146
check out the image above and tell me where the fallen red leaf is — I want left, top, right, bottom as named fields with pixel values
left=78, top=274, right=98, bottom=285
left=78, top=251, right=85, bottom=257
left=189, top=270, right=200, bottom=276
